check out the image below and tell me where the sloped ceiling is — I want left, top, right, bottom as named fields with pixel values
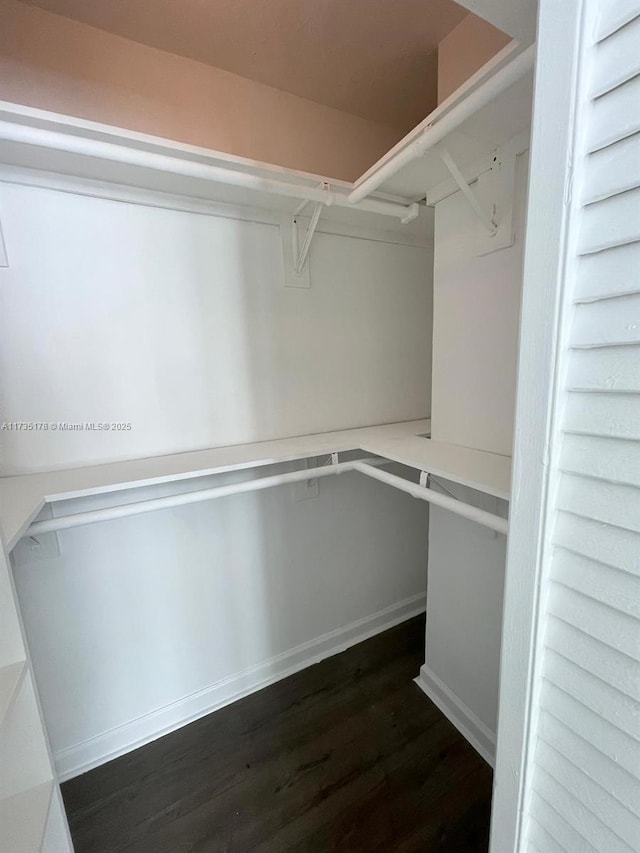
left=18, top=0, right=469, bottom=129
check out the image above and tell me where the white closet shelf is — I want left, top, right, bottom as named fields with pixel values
left=0, top=421, right=516, bottom=546
left=0, top=780, right=53, bottom=853
left=0, top=101, right=426, bottom=232
left=0, top=661, right=26, bottom=728
left=359, top=435, right=511, bottom=501
left=0, top=420, right=430, bottom=550
left=349, top=44, right=535, bottom=204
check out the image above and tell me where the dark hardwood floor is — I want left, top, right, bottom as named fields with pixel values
left=62, top=616, right=493, bottom=852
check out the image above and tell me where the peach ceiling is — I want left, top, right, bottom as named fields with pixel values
left=18, top=0, right=469, bottom=129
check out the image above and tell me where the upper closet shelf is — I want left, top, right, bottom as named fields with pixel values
left=0, top=44, right=534, bottom=243
left=0, top=101, right=426, bottom=236
left=0, top=420, right=429, bottom=551
left=350, top=44, right=535, bottom=204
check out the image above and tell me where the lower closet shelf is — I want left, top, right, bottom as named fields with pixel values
left=0, top=420, right=514, bottom=547
left=360, top=435, right=511, bottom=500
left=0, top=780, right=54, bottom=853
left=0, top=419, right=430, bottom=550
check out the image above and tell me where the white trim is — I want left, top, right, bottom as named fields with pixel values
left=414, top=665, right=495, bottom=767
left=489, top=2, right=590, bottom=851
left=54, top=594, right=426, bottom=781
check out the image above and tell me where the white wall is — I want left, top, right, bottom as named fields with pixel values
left=0, top=179, right=433, bottom=778
left=421, top=150, right=528, bottom=761
left=0, top=183, right=431, bottom=474
left=424, top=486, right=508, bottom=736
left=431, top=151, right=528, bottom=456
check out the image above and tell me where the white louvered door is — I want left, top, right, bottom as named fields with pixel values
left=490, top=1, right=640, bottom=851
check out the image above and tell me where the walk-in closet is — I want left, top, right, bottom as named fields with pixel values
left=1, top=0, right=638, bottom=850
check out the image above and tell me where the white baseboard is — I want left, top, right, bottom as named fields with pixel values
left=56, top=593, right=426, bottom=781
left=414, top=664, right=495, bottom=767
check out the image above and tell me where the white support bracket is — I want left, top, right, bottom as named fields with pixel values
left=438, top=147, right=497, bottom=236
left=292, top=200, right=322, bottom=275
left=282, top=183, right=330, bottom=288
left=281, top=177, right=419, bottom=287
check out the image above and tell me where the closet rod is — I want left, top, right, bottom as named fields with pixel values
left=348, top=44, right=536, bottom=204
left=0, top=122, right=417, bottom=222
left=24, top=459, right=508, bottom=538
left=351, top=462, right=508, bottom=535
left=25, top=459, right=363, bottom=536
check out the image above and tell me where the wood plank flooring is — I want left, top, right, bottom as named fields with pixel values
left=62, top=616, right=493, bottom=852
